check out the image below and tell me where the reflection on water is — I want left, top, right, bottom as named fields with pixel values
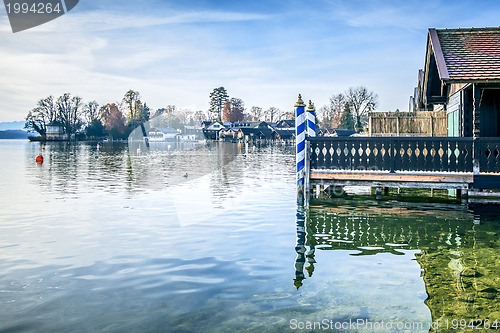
left=1, top=140, right=499, bottom=332
left=293, top=203, right=316, bottom=290
left=297, top=199, right=500, bottom=330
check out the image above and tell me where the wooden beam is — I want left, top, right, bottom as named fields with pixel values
left=426, top=96, right=447, bottom=103
left=473, top=83, right=481, bottom=138
left=310, top=171, right=472, bottom=184
left=310, top=179, right=469, bottom=190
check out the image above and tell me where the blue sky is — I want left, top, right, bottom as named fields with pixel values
left=0, top=0, right=499, bottom=121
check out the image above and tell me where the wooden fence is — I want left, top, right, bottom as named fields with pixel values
left=368, top=111, right=447, bottom=137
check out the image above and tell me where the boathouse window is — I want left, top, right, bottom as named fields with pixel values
left=447, top=110, right=459, bottom=137
left=447, top=92, right=460, bottom=137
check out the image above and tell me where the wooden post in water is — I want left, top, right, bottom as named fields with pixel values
left=295, top=94, right=307, bottom=196
left=306, top=100, right=316, bottom=139
left=305, top=100, right=316, bottom=197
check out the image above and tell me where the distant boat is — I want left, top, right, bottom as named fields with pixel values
left=28, top=135, right=66, bottom=142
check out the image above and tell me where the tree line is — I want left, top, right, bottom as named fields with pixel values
left=25, top=86, right=377, bottom=140
left=25, top=90, right=152, bottom=140
left=317, top=86, right=378, bottom=132
left=208, top=86, right=293, bottom=123
left=209, top=86, right=378, bottom=132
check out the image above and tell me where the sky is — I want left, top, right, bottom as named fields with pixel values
left=0, top=0, right=499, bottom=122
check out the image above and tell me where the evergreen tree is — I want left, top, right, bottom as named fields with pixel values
left=339, top=104, right=355, bottom=130
left=85, top=119, right=106, bottom=138
left=209, top=87, right=229, bottom=121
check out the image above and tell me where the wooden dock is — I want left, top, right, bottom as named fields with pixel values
left=304, top=137, right=500, bottom=200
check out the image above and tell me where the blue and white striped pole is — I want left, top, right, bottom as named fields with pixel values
left=306, top=100, right=316, bottom=137
left=295, top=94, right=306, bottom=191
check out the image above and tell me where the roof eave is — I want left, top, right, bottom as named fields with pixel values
left=429, top=28, right=450, bottom=80
left=443, top=78, right=500, bottom=84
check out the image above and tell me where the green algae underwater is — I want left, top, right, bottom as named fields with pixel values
left=300, top=197, right=500, bottom=332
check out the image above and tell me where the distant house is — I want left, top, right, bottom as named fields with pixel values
left=273, top=129, right=295, bottom=141
left=275, top=120, right=295, bottom=130
left=237, top=127, right=273, bottom=142
left=253, top=121, right=273, bottom=130
left=202, top=121, right=225, bottom=140
left=184, top=125, right=204, bottom=139
left=219, top=128, right=239, bottom=141
left=46, top=121, right=67, bottom=141
left=148, top=127, right=180, bottom=141
left=316, top=128, right=329, bottom=136
left=234, top=121, right=272, bottom=129
left=334, top=129, right=356, bottom=137
left=414, top=27, right=500, bottom=137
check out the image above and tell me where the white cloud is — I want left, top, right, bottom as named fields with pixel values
left=34, top=9, right=272, bottom=33
left=2, top=0, right=500, bottom=121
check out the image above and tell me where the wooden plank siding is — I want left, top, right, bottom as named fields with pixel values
left=368, top=111, right=447, bottom=137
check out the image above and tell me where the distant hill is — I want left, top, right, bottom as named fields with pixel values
left=0, top=130, right=30, bottom=139
left=0, top=121, right=25, bottom=131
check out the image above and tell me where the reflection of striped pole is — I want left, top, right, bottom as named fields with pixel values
left=306, top=100, right=316, bottom=137
left=295, top=94, right=306, bottom=189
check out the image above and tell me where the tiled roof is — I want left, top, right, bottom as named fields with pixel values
left=433, top=27, right=500, bottom=81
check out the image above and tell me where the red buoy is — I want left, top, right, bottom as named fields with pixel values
left=35, top=154, right=44, bottom=164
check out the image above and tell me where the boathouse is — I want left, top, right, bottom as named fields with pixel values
left=275, top=120, right=295, bottom=130
left=272, top=129, right=295, bottom=141
left=369, top=27, right=500, bottom=138
left=237, top=127, right=273, bottom=142
left=298, top=27, right=500, bottom=199
left=46, top=121, right=68, bottom=141
left=202, top=121, right=225, bottom=140
left=418, top=27, right=500, bottom=137
left=148, top=127, right=180, bottom=142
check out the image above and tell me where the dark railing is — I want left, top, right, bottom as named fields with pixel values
left=475, top=138, right=500, bottom=173
left=308, top=137, right=500, bottom=174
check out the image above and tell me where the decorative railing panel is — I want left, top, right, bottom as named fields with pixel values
left=475, top=138, right=500, bottom=173
left=308, top=137, right=477, bottom=173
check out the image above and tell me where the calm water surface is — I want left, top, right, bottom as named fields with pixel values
left=0, top=140, right=498, bottom=332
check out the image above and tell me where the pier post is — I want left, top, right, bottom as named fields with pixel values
left=306, top=100, right=316, bottom=138
left=305, top=140, right=310, bottom=196
left=295, top=94, right=307, bottom=194
left=459, top=188, right=469, bottom=204
left=305, top=100, right=316, bottom=197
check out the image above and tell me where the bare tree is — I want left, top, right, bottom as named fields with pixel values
left=344, top=87, right=378, bottom=131
left=178, top=108, right=194, bottom=124
left=123, top=90, right=149, bottom=126
left=319, top=93, right=345, bottom=129
left=84, top=101, right=100, bottom=123
left=56, top=93, right=83, bottom=135
left=24, top=95, right=57, bottom=136
left=281, top=110, right=295, bottom=120
left=249, top=106, right=263, bottom=121
left=265, top=107, right=281, bottom=123
left=193, top=110, right=207, bottom=122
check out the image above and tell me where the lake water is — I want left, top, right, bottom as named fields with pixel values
left=0, top=140, right=499, bottom=332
